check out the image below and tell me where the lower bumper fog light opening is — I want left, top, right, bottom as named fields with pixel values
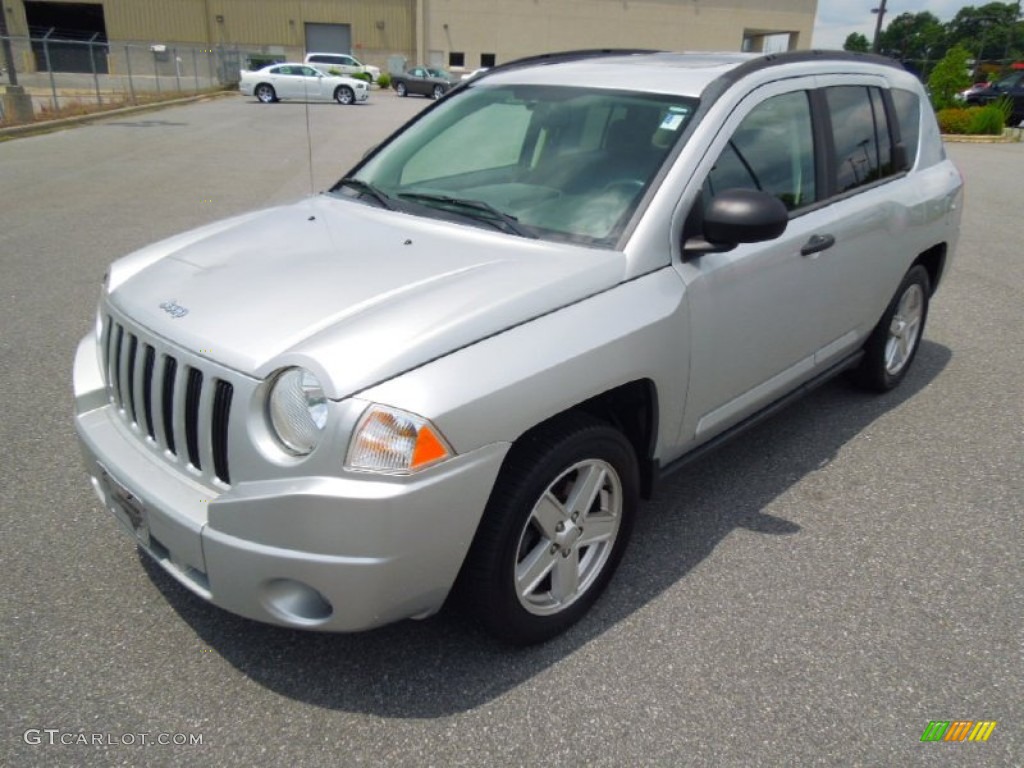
left=262, top=578, right=333, bottom=625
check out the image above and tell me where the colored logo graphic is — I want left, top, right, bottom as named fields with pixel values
left=920, top=721, right=997, bottom=742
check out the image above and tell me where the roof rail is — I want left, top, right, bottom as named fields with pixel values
left=730, top=49, right=906, bottom=76
left=470, top=48, right=662, bottom=82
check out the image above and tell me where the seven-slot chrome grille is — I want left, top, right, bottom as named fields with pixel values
left=101, top=312, right=234, bottom=486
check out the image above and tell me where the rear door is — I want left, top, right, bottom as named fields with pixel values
left=268, top=65, right=301, bottom=99
left=809, top=78, right=922, bottom=348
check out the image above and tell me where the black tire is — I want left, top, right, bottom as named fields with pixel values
left=395, top=82, right=407, bottom=97
left=458, top=414, right=638, bottom=645
left=851, top=264, right=930, bottom=392
left=254, top=84, right=276, bottom=104
left=334, top=86, right=355, bottom=105
left=432, top=84, right=445, bottom=100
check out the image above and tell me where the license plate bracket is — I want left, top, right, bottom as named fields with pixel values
left=98, top=465, right=150, bottom=546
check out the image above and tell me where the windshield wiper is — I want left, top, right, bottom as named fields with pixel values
left=331, top=177, right=395, bottom=210
left=397, top=192, right=536, bottom=238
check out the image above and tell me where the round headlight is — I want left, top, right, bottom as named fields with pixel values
left=268, top=367, right=328, bottom=455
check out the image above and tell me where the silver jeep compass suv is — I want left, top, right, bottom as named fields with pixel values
left=74, top=50, right=963, bottom=644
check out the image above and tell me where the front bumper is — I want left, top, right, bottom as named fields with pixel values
left=73, top=331, right=508, bottom=631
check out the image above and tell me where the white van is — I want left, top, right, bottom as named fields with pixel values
left=303, top=52, right=380, bottom=82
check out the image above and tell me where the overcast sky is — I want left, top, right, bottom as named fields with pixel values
left=811, top=0, right=971, bottom=49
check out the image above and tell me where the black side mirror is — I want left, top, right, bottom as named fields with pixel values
left=685, top=188, right=789, bottom=256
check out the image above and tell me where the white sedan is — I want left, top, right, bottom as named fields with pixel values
left=239, top=63, right=370, bottom=105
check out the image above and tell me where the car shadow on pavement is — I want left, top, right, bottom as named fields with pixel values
left=143, top=340, right=951, bottom=717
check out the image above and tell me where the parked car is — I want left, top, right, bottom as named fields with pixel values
left=303, top=52, right=381, bottom=83
left=391, top=66, right=460, bottom=98
left=239, top=63, right=370, bottom=105
left=75, top=50, right=962, bottom=645
left=956, top=82, right=991, bottom=101
left=964, top=71, right=1024, bottom=125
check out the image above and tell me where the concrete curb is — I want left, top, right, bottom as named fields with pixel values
left=941, top=128, right=1023, bottom=144
left=0, top=89, right=238, bottom=139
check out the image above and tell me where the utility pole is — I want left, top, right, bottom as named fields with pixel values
left=871, top=0, right=888, bottom=53
left=1005, top=1, right=1022, bottom=67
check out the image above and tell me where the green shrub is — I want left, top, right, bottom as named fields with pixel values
left=247, top=55, right=283, bottom=70
left=928, top=45, right=972, bottom=111
left=351, top=72, right=372, bottom=83
left=936, top=108, right=973, bottom=134
left=377, top=72, right=391, bottom=89
left=967, top=105, right=1007, bottom=135
left=992, top=95, right=1014, bottom=125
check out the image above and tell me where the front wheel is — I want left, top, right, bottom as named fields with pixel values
left=851, top=264, right=930, bottom=392
left=431, top=84, right=445, bottom=100
left=395, top=82, right=407, bottom=97
left=334, top=86, right=355, bottom=105
left=254, top=84, right=276, bottom=104
left=459, top=415, right=638, bottom=645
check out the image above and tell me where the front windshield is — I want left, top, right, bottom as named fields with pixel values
left=427, top=68, right=451, bottom=79
left=340, top=84, right=697, bottom=246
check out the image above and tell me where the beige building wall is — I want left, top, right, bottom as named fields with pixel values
left=423, top=0, right=817, bottom=70
left=3, top=0, right=816, bottom=74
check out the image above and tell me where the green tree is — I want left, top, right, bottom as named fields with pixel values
left=928, top=45, right=973, bottom=109
left=844, top=32, right=871, bottom=52
left=878, top=12, right=947, bottom=62
left=946, top=2, right=1022, bottom=63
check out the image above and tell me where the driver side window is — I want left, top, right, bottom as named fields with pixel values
left=704, top=91, right=816, bottom=212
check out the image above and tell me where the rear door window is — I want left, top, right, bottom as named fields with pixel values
left=826, top=86, right=897, bottom=193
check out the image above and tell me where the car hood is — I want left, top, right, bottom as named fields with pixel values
left=107, top=195, right=625, bottom=398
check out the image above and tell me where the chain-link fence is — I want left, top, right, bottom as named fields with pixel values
left=1, top=31, right=243, bottom=124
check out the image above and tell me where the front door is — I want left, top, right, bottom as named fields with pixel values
left=676, top=83, right=834, bottom=444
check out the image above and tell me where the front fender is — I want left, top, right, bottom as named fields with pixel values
left=356, top=267, right=690, bottom=463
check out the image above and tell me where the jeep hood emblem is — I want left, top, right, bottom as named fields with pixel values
left=159, top=299, right=189, bottom=318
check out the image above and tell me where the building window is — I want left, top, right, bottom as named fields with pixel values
left=449, top=51, right=465, bottom=67
left=481, top=53, right=496, bottom=68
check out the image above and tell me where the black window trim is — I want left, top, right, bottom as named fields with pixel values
left=815, top=84, right=911, bottom=206
left=683, top=80, right=916, bottom=249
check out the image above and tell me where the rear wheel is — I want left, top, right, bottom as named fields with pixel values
left=851, top=264, right=930, bottom=392
left=334, top=86, right=355, bottom=105
left=459, top=414, right=638, bottom=645
left=395, top=82, right=407, bottom=97
left=254, top=84, right=276, bottom=104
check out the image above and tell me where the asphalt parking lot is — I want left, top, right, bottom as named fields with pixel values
left=2, top=90, right=1021, bottom=767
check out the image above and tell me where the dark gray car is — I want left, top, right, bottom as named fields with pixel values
left=392, top=66, right=460, bottom=99
left=965, top=71, right=1024, bottom=125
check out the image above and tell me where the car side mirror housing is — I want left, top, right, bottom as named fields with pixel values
left=685, top=188, right=789, bottom=256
